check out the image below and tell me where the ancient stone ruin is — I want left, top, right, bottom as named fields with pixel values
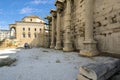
left=46, top=0, right=120, bottom=57
left=77, top=58, right=120, bottom=80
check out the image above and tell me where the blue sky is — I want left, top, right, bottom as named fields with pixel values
left=0, top=0, right=55, bottom=30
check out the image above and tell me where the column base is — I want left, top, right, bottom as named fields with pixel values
left=63, top=42, right=74, bottom=52
left=79, top=40, right=99, bottom=57
left=50, top=43, right=55, bottom=49
left=80, top=49, right=99, bottom=57
left=55, top=42, right=62, bottom=50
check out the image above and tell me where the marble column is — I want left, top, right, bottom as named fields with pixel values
left=80, top=0, right=99, bottom=57
left=50, top=10, right=56, bottom=48
left=63, top=0, right=73, bottom=51
left=55, top=5, right=62, bottom=50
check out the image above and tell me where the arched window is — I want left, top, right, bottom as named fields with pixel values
left=28, top=32, right=31, bottom=38
left=40, top=28, right=41, bottom=32
left=34, top=33, right=37, bottom=38
left=23, top=28, right=25, bottom=31
left=30, top=19, right=32, bottom=22
left=28, top=28, right=30, bottom=31
left=10, top=28, right=16, bottom=38
left=22, top=33, right=25, bottom=38
left=35, top=28, right=36, bottom=31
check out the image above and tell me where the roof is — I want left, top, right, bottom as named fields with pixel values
left=22, top=15, right=42, bottom=20
left=25, top=15, right=40, bottom=18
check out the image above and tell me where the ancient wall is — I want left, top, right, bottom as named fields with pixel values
left=70, top=0, right=85, bottom=50
left=60, top=5, right=66, bottom=47
left=93, top=0, right=120, bottom=54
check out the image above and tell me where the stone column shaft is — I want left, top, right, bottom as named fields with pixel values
left=50, top=16, right=55, bottom=48
left=80, top=0, right=99, bottom=57
left=85, top=0, right=94, bottom=41
left=55, top=11, right=62, bottom=49
left=63, top=0, right=73, bottom=51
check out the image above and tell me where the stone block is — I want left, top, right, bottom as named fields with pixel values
left=110, top=72, right=120, bottom=80
left=77, top=58, right=120, bottom=80
left=79, top=63, right=107, bottom=80
left=77, top=74, right=90, bottom=80
left=0, top=57, right=16, bottom=67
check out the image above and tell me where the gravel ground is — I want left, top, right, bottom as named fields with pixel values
left=0, top=48, right=113, bottom=80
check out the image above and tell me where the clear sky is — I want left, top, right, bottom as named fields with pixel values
left=0, top=0, right=55, bottom=30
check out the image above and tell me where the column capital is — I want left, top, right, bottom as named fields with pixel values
left=50, top=9, right=57, bottom=17
left=55, top=1, right=64, bottom=12
left=45, top=16, right=52, bottom=22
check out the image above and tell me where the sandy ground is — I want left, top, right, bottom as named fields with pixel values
left=0, top=48, right=113, bottom=80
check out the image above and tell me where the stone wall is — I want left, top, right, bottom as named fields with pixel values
left=49, top=0, right=120, bottom=56
left=71, top=0, right=85, bottom=50
left=93, top=0, right=120, bottom=54
left=61, top=0, right=85, bottom=50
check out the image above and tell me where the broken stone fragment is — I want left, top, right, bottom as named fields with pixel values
left=77, top=74, right=90, bottom=80
left=110, top=71, right=120, bottom=80
left=77, top=58, right=120, bottom=80
left=0, top=57, right=16, bottom=67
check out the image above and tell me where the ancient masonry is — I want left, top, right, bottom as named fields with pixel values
left=46, top=0, right=120, bottom=57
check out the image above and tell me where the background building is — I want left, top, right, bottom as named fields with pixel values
left=9, top=15, right=46, bottom=47
left=0, top=30, right=10, bottom=41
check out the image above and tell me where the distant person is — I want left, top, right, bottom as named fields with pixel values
left=24, top=43, right=29, bottom=49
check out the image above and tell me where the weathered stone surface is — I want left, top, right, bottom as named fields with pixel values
left=47, top=0, right=120, bottom=56
left=78, top=58, right=120, bottom=80
left=77, top=74, right=90, bottom=80
left=110, top=72, right=120, bottom=80
left=0, top=57, right=16, bottom=67
left=94, top=0, right=120, bottom=54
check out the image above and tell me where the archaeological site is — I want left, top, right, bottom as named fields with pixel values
left=46, top=0, right=120, bottom=57
left=0, top=0, right=120, bottom=80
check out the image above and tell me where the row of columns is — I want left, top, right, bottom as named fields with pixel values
left=49, top=0, right=99, bottom=57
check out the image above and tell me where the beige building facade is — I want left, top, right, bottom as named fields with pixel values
left=0, top=30, right=10, bottom=41
left=46, top=0, right=120, bottom=57
left=9, top=15, right=45, bottom=47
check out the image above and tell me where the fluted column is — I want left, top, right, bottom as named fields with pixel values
left=63, top=0, right=73, bottom=51
left=80, top=0, right=99, bottom=57
left=50, top=10, right=56, bottom=48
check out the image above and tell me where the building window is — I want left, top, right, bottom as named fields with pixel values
left=23, top=28, right=25, bottom=31
left=35, top=28, right=36, bottom=31
left=40, top=28, right=41, bottom=32
left=28, top=28, right=30, bottom=31
left=34, top=33, right=37, bottom=38
left=30, top=19, right=32, bottom=22
left=22, top=33, right=25, bottom=38
left=28, top=33, right=31, bottom=38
